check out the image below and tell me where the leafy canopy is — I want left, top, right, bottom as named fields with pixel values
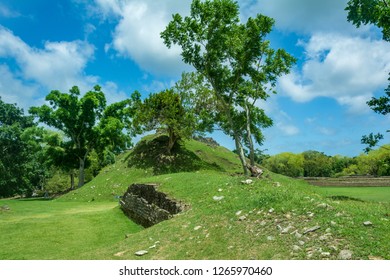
left=161, top=0, right=295, bottom=174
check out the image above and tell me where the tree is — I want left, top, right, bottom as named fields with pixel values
left=0, top=98, right=47, bottom=197
left=263, top=152, right=304, bottom=177
left=346, top=0, right=390, bottom=41
left=302, top=151, right=333, bottom=177
left=173, top=72, right=217, bottom=136
left=135, top=89, right=193, bottom=154
left=161, top=0, right=295, bottom=175
left=30, top=85, right=134, bottom=187
left=346, top=0, right=390, bottom=151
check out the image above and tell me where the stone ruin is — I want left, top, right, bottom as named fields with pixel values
left=120, top=183, right=187, bottom=228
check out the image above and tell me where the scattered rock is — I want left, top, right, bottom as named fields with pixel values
left=274, top=182, right=281, bottom=187
left=292, top=245, right=302, bottom=252
left=338, top=250, right=353, bottom=260
left=330, top=221, right=337, bottom=226
left=235, top=210, right=242, bottom=216
left=307, top=212, right=315, bottom=218
left=303, top=226, right=321, bottom=235
left=1, top=205, right=10, bottom=211
left=268, top=208, right=275, bottom=214
left=238, top=215, right=247, bottom=221
left=114, top=251, right=127, bottom=257
left=363, top=221, right=373, bottom=227
left=259, top=220, right=267, bottom=226
left=298, top=240, right=305, bottom=246
left=213, top=196, right=224, bottom=201
left=295, top=232, right=303, bottom=239
left=194, top=226, right=202, bottom=231
left=267, top=236, right=275, bottom=241
left=218, top=188, right=223, bottom=192
left=368, top=255, right=384, bottom=260
left=321, top=252, right=331, bottom=257
left=148, top=245, right=157, bottom=249
left=281, top=225, right=294, bottom=234
left=247, top=165, right=263, bottom=178
left=317, top=203, right=332, bottom=209
left=135, top=250, right=148, bottom=256
left=241, top=179, right=253, bottom=185
left=319, top=233, right=332, bottom=241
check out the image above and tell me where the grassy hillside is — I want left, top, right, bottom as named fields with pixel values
left=1, top=135, right=390, bottom=260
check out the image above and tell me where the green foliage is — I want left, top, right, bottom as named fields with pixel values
left=265, top=146, right=390, bottom=177
left=0, top=98, right=48, bottom=197
left=346, top=0, right=390, bottom=151
left=29, top=85, right=135, bottom=187
left=161, top=0, right=295, bottom=174
left=135, top=89, right=194, bottom=153
left=302, top=150, right=333, bottom=177
left=263, top=152, right=304, bottom=177
left=173, top=72, right=217, bottom=135
left=346, top=0, right=390, bottom=41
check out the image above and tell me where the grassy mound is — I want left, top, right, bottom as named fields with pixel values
left=1, top=134, right=390, bottom=260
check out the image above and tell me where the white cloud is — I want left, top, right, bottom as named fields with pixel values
left=0, top=3, right=20, bottom=18
left=0, top=26, right=97, bottom=93
left=277, top=123, right=300, bottom=136
left=246, top=0, right=371, bottom=35
left=280, top=33, right=390, bottom=113
left=93, top=0, right=192, bottom=77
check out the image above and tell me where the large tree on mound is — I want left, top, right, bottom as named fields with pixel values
left=30, top=85, right=135, bottom=187
left=161, top=0, right=295, bottom=175
left=135, top=89, right=194, bottom=154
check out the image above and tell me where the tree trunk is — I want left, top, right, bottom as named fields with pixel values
left=78, top=158, right=85, bottom=188
left=234, top=133, right=249, bottom=176
left=70, top=171, right=75, bottom=189
left=245, top=102, right=255, bottom=167
left=167, top=128, right=176, bottom=154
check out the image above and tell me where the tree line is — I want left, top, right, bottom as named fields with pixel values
left=262, top=147, right=390, bottom=178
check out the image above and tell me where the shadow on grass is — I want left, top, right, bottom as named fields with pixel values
left=126, top=135, right=225, bottom=175
left=328, top=195, right=365, bottom=202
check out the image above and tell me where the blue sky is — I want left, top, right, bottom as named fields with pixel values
left=1, top=0, right=390, bottom=157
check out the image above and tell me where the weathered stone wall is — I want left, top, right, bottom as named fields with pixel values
left=120, top=183, right=185, bottom=227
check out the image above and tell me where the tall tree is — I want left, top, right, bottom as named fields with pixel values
left=0, top=98, right=47, bottom=197
left=346, top=0, right=390, bottom=151
left=135, top=89, right=193, bottom=153
left=30, top=85, right=134, bottom=187
left=161, top=0, right=295, bottom=175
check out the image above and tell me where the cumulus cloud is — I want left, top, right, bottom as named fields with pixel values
left=0, top=64, right=42, bottom=111
left=0, top=26, right=97, bottom=92
left=246, top=0, right=370, bottom=35
left=280, top=33, right=390, bottom=113
left=93, top=0, right=192, bottom=77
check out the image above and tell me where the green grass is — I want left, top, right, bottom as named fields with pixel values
left=316, top=186, right=390, bottom=203
left=0, top=199, right=142, bottom=259
left=2, top=135, right=390, bottom=260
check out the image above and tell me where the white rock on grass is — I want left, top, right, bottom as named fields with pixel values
left=338, top=250, right=353, bottom=260
left=241, top=179, right=253, bottom=184
left=135, top=250, right=148, bottom=256
left=213, top=196, right=224, bottom=201
left=194, top=226, right=202, bottom=231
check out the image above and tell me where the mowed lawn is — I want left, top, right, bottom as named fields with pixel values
left=0, top=199, right=143, bottom=259
left=316, top=186, right=390, bottom=203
